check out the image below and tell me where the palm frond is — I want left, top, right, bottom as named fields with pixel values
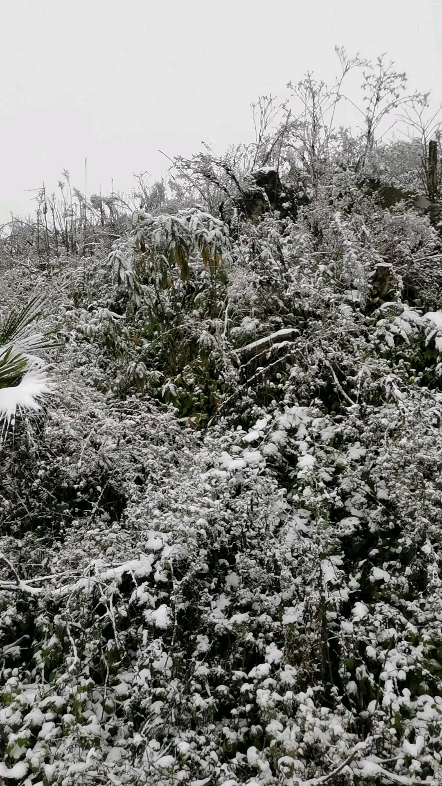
left=0, top=296, right=59, bottom=437
left=0, top=295, right=44, bottom=345
left=0, top=347, right=28, bottom=389
left=0, top=367, right=53, bottom=434
left=5, top=330, right=63, bottom=356
left=0, top=296, right=62, bottom=354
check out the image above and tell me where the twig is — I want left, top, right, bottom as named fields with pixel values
left=0, top=581, right=43, bottom=595
left=0, top=552, right=43, bottom=594
left=301, top=743, right=364, bottom=785
left=324, top=360, right=357, bottom=407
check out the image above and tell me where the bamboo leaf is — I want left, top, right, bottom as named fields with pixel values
left=174, top=245, right=190, bottom=281
left=202, top=244, right=210, bottom=266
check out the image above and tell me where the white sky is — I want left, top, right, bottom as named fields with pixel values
left=0, top=0, right=441, bottom=224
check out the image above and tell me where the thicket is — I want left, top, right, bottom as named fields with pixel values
left=2, top=49, right=442, bottom=786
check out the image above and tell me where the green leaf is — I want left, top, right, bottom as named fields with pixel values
left=0, top=295, right=62, bottom=354
left=0, top=346, right=27, bottom=389
left=0, top=295, right=44, bottom=345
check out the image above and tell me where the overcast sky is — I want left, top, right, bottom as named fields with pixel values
left=1, top=0, right=441, bottom=224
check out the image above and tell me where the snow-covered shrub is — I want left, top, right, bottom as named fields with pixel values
left=4, top=68, right=442, bottom=784
left=366, top=203, right=442, bottom=309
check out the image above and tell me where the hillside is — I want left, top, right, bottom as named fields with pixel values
left=2, top=63, right=442, bottom=786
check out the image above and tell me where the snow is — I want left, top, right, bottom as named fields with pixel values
left=145, top=531, right=166, bottom=551
left=321, top=559, right=337, bottom=585
left=266, top=720, right=284, bottom=735
left=359, top=759, right=414, bottom=784
left=359, top=760, right=381, bottom=777
left=371, top=567, right=390, bottom=582
left=401, top=307, right=423, bottom=325
left=347, top=443, right=366, bottom=460
left=155, top=755, right=176, bottom=769
left=297, top=454, right=315, bottom=469
left=243, top=450, right=264, bottom=465
left=105, top=747, right=124, bottom=763
left=403, top=736, right=424, bottom=757
left=226, top=572, right=240, bottom=588
left=265, top=643, right=283, bottom=664
left=248, top=663, right=271, bottom=679
left=24, top=707, right=45, bottom=726
left=176, top=740, right=191, bottom=754
left=144, top=604, right=171, bottom=628
left=280, top=665, right=297, bottom=687
left=247, top=746, right=260, bottom=764
left=100, top=554, right=155, bottom=580
left=219, top=452, right=246, bottom=471
left=195, top=634, right=210, bottom=652
left=282, top=607, right=302, bottom=624
left=320, top=424, right=337, bottom=442
left=115, top=682, right=130, bottom=695
left=352, top=602, right=369, bottom=620
left=239, top=328, right=298, bottom=357
left=39, top=694, right=66, bottom=710
left=194, top=664, right=210, bottom=676
left=38, top=721, right=55, bottom=738
left=270, top=429, right=286, bottom=445
left=262, top=442, right=278, bottom=455
left=0, top=761, right=29, bottom=779
left=376, top=482, right=389, bottom=500
left=219, top=448, right=264, bottom=469
left=230, top=612, right=250, bottom=624
left=426, top=311, right=442, bottom=330
left=244, top=430, right=261, bottom=443
left=0, top=369, right=53, bottom=431
left=425, top=311, right=442, bottom=350
left=211, top=593, right=230, bottom=618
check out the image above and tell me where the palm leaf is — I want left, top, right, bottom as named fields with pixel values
left=0, top=296, right=59, bottom=437
left=0, top=295, right=44, bottom=345
left=0, top=367, right=53, bottom=433
left=0, top=347, right=28, bottom=389
left=0, top=296, right=62, bottom=357
left=6, top=331, right=62, bottom=355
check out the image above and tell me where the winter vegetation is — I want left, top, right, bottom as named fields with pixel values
left=3, top=49, right=442, bottom=785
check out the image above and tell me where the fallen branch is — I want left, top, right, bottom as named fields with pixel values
left=237, top=327, right=299, bottom=362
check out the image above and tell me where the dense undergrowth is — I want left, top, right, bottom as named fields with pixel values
left=2, top=54, right=442, bottom=785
